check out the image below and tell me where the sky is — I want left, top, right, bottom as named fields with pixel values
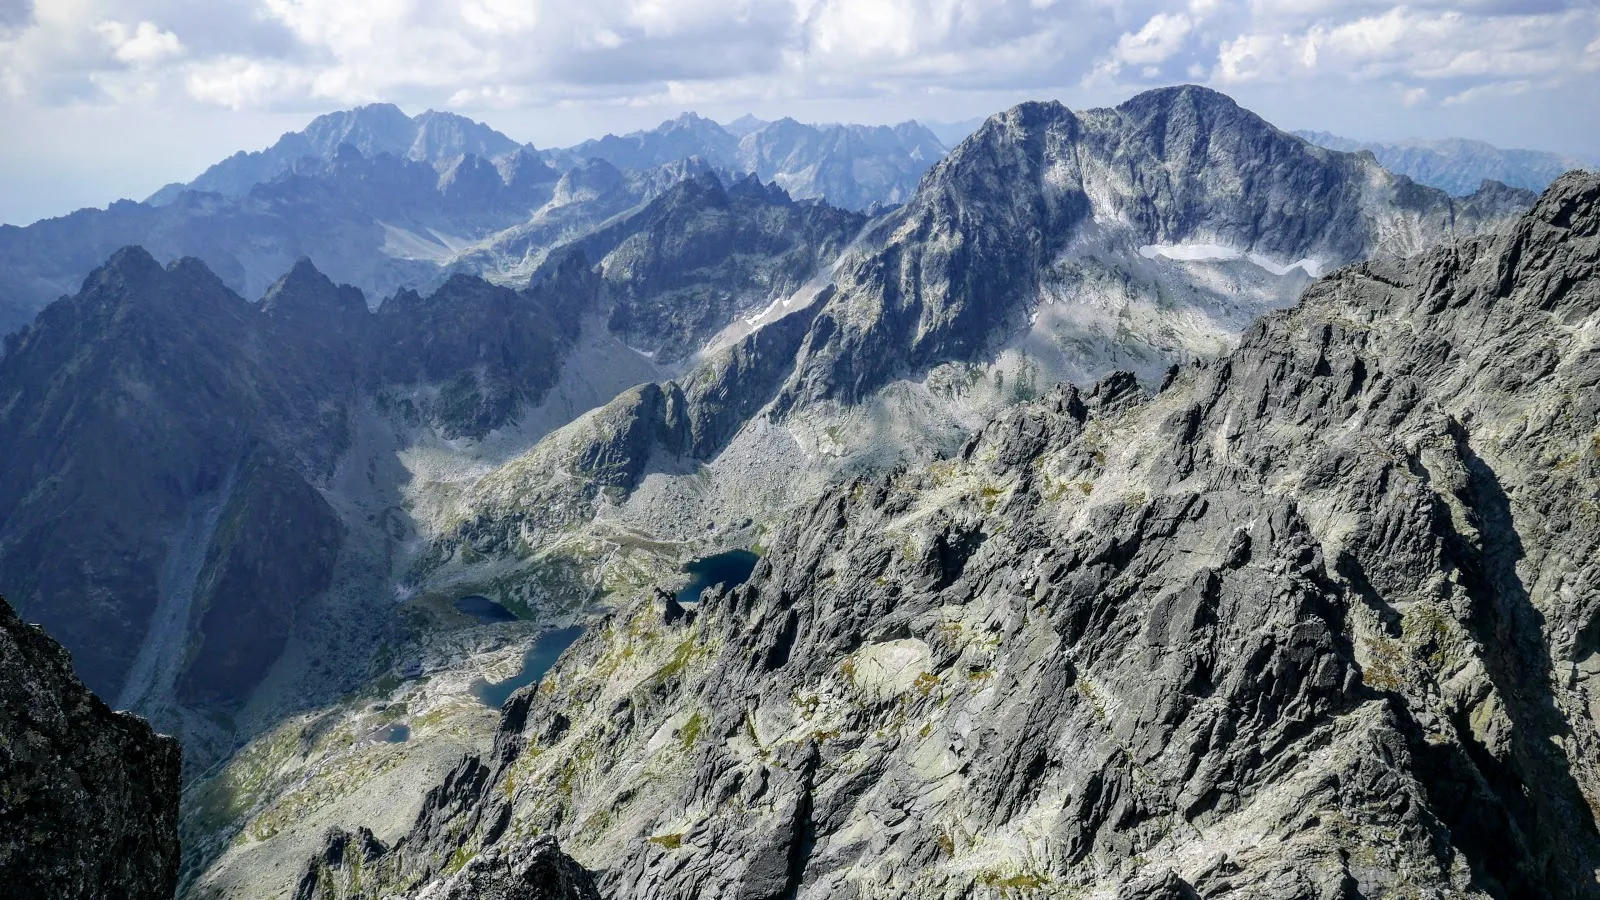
left=1, top=0, right=1597, bottom=226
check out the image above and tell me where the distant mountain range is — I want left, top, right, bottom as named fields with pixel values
left=549, top=112, right=945, bottom=211
left=0, top=84, right=1572, bottom=899
left=0, top=106, right=943, bottom=339
left=3, top=103, right=1585, bottom=346
left=146, top=104, right=528, bottom=205
left=149, top=104, right=945, bottom=217
left=1297, top=130, right=1595, bottom=196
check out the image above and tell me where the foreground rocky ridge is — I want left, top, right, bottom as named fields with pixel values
left=301, top=172, right=1600, bottom=898
left=0, top=593, right=181, bottom=899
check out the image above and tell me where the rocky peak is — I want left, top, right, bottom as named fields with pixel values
left=85, top=244, right=166, bottom=293
left=663, top=111, right=725, bottom=134
left=499, top=145, right=561, bottom=189
left=156, top=104, right=522, bottom=204
left=258, top=258, right=369, bottom=323
left=437, top=153, right=507, bottom=206
left=659, top=169, right=731, bottom=209
left=301, top=103, right=418, bottom=160
left=411, top=108, right=523, bottom=163
left=1112, top=82, right=1245, bottom=122
left=298, top=171, right=1600, bottom=900
left=723, top=113, right=769, bottom=138
left=552, top=159, right=629, bottom=206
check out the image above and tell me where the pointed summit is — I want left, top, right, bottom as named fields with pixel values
left=90, top=245, right=164, bottom=288
left=259, top=258, right=367, bottom=324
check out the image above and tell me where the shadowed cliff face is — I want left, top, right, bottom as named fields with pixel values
left=0, top=248, right=352, bottom=703
left=0, top=593, right=181, bottom=899
left=297, top=173, right=1600, bottom=899
left=543, top=172, right=866, bottom=365
left=0, top=249, right=589, bottom=708
left=0, top=162, right=865, bottom=725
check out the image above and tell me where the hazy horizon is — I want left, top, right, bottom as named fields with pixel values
left=3, top=0, right=1598, bottom=226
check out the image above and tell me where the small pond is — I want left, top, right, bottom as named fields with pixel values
left=471, top=625, right=586, bottom=709
left=374, top=723, right=410, bottom=743
left=455, top=594, right=518, bottom=623
left=675, top=549, right=760, bottom=605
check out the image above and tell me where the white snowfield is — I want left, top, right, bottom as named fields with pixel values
left=1138, top=242, right=1325, bottom=278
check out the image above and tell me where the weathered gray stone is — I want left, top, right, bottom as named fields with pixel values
left=304, top=171, right=1600, bottom=899
left=0, top=593, right=181, bottom=900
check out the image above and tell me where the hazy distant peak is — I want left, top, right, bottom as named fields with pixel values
left=1295, top=128, right=1594, bottom=195
left=153, top=104, right=523, bottom=205
left=722, top=113, right=769, bottom=138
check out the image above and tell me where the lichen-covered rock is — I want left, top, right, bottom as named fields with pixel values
left=307, top=171, right=1600, bottom=898
left=293, top=824, right=599, bottom=900
left=0, top=593, right=181, bottom=899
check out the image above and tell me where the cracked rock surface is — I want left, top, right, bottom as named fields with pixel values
left=297, top=171, right=1600, bottom=898
left=0, top=593, right=181, bottom=899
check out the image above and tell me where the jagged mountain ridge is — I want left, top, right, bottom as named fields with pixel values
left=0, top=148, right=728, bottom=341
left=0, top=111, right=913, bottom=343
left=0, top=158, right=863, bottom=764
left=146, top=104, right=529, bottom=205
left=0, top=84, right=1560, bottom=900
left=434, top=85, right=1534, bottom=579
left=543, top=112, right=948, bottom=211
left=0, top=592, right=181, bottom=899
left=300, top=170, right=1600, bottom=900
left=0, top=248, right=600, bottom=712
left=1297, top=129, right=1595, bottom=197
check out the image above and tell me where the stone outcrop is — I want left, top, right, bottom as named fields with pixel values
left=302, top=171, right=1600, bottom=898
left=0, top=593, right=181, bottom=899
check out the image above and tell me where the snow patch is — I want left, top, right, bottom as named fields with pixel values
left=1138, top=243, right=1324, bottom=278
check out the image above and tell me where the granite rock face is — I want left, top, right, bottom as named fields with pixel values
left=443, top=86, right=1536, bottom=566
left=301, top=172, right=1600, bottom=898
left=776, top=85, right=1533, bottom=410
left=0, top=593, right=181, bottom=899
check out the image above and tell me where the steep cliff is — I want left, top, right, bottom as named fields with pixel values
left=436, top=87, right=1535, bottom=588
left=0, top=593, right=181, bottom=899
left=299, top=171, right=1600, bottom=898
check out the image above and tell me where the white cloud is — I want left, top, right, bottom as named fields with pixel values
left=0, top=0, right=1593, bottom=148
left=1211, top=5, right=1600, bottom=90
left=1114, top=13, right=1195, bottom=67
left=98, top=20, right=183, bottom=66
left=184, top=55, right=311, bottom=109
